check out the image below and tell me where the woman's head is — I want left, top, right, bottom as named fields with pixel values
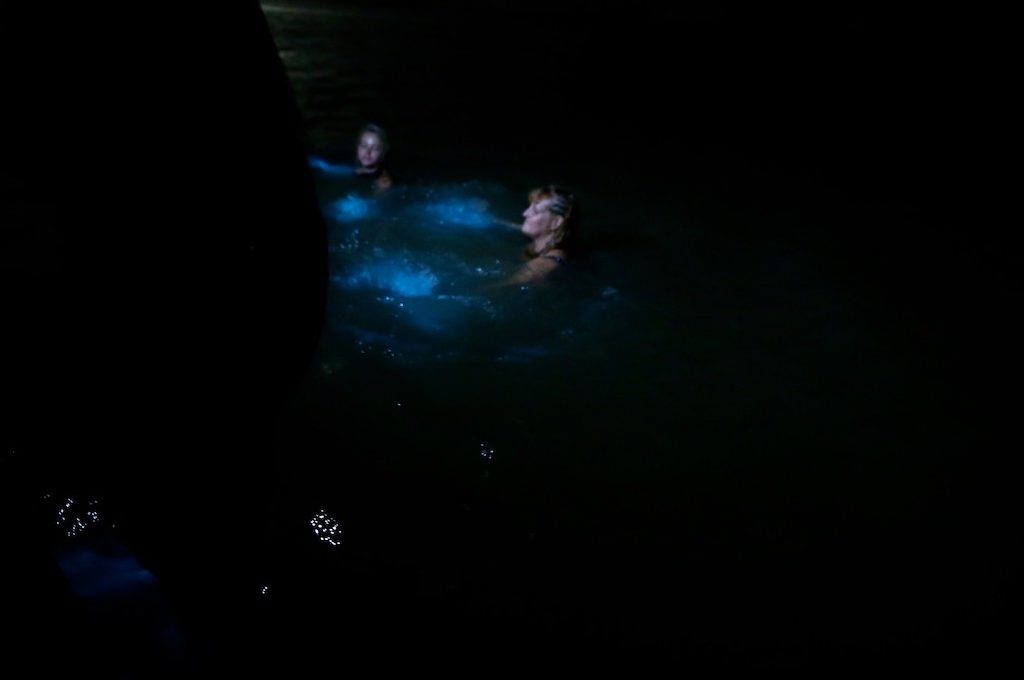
left=521, top=185, right=578, bottom=254
left=355, top=124, right=389, bottom=170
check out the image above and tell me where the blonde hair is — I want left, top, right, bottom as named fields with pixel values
left=526, top=185, right=578, bottom=256
left=356, top=123, right=389, bottom=153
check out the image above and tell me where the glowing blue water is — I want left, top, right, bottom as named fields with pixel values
left=412, top=197, right=495, bottom=229
left=308, top=156, right=355, bottom=177
left=311, top=177, right=588, bottom=365
left=339, top=257, right=439, bottom=297
left=58, top=546, right=157, bottom=599
left=327, top=194, right=375, bottom=222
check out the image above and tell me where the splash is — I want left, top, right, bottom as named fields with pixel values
left=340, top=258, right=439, bottom=297
left=327, top=194, right=375, bottom=222
left=309, top=180, right=578, bottom=363
left=412, top=197, right=495, bottom=229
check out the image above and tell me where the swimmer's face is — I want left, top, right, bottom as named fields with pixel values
left=521, top=198, right=562, bottom=238
left=357, top=132, right=386, bottom=169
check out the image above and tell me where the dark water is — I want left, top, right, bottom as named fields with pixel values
left=3, top=1, right=1014, bottom=671
left=252, top=2, right=1013, bottom=668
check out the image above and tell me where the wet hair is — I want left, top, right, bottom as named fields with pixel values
left=356, top=123, right=389, bottom=154
left=527, top=185, right=579, bottom=255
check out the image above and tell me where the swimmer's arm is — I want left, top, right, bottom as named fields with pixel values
left=308, top=156, right=355, bottom=176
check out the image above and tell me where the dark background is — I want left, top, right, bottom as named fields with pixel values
left=2, top=0, right=1015, bottom=672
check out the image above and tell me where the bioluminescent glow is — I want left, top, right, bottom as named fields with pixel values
left=57, top=546, right=157, bottom=599
left=436, top=293, right=497, bottom=314
left=479, top=442, right=495, bottom=461
left=309, top=177, right=582, bottom=364
left=340, top=259, right=439, bottom=297
left=413, top=198, right=495, bottom=229
left=310, top=510, right=343, bottom=547
left=308, top=156, right=355, bottom=177
left=337, top=324, right=429, bottom=357
left=353, top=337, right=404, bottom=360
left=55, top=497, right=101, bottom=538
left=333, top=226, right=362, bottom=253
left=328, top=194, right=375, bottom=222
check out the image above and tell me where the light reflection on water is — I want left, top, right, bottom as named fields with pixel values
left=479, top=442, right=495, bottom=461
left=55, top=496, right=102, bottom=538
left=38, top=493, right=159, bottom=600
left=310, top=509, right=344, bottom=547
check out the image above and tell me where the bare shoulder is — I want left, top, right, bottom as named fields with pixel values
left=374, top=171, right=393, bottom=191
left=528, top=254, right=561, bottom=276
left=544, top=248, right=568, bottom=264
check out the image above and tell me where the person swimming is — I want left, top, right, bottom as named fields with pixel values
left=504, top=185, right=578, bottom=284
left=354, top=123, right=393, bottom=192
left=308, top=123, right=394, bottom=193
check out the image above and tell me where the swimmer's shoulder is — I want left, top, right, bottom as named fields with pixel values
left=522, top=249, right=566, bottom=279
left=542, top=248, right=567, bottom=266
left=373, top=169, right=394, bottom=192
